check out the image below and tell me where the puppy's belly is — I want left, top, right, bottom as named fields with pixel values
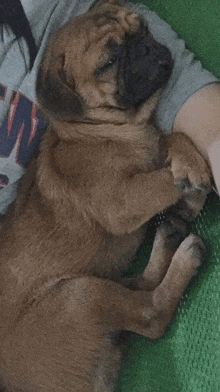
left=89, top=226, right=147, bottom=279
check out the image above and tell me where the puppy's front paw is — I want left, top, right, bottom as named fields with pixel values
left=171, top=155, right=211, bottom=195
left=165, top=133, right=211, bottom=195
left=168, top=150, right=211, bottom=195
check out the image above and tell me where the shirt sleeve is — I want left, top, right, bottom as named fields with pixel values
left=127, top=2, right=219, bottom=133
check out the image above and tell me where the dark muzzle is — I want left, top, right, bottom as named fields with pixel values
left=116, top=26, right=174, bottom=108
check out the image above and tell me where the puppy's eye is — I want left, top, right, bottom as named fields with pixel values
left=96, top=56, right=117, bottom=75
left=107, top=56, right=117, bottom=66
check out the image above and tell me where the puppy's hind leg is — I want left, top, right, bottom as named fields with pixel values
left=2, top=238, right=204, bottom=392
left=1, top=278, right=131, bottom=392
left=149, top=233, right=205, bottom=336
left=120, top=213, right=189, bottom=291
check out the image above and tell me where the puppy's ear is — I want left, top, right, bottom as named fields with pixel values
left=36, top=55, right=84, bottom=122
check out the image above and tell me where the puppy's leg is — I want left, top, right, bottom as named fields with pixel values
left=93, top=167, right=182, bottom=235
left=135, top=233, right=205, bottom=337
left=165, top=132, right=211, bottom=217
left=165, top=132, right=211, bottom=191
left=141, top=214, right=189, bottom=290
left=2, top=278, right=154, bottom=392
left=149, top=234, right=205, bottom=334
left=63, top=234, right=203, bottom=340
left=119, top=213, right=188, bottom=291
left=2, top=236, right=204, bottom=391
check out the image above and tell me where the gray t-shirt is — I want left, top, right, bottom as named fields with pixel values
left=0, top=0, right=218, bottom=213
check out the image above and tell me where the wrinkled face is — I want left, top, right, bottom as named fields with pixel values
left=36, top=1, right=174, bottom=121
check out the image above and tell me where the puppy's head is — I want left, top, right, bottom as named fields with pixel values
left=36, top=0, right=173, bottom=122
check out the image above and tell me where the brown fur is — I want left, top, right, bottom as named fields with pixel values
left=0, top=1, right=211, bottom=391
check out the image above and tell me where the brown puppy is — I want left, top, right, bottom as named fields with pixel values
left=0, top=1, right=211, bottom=391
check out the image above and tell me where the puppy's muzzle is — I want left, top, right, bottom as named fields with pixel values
left=116, top=25, right=174, bottom=108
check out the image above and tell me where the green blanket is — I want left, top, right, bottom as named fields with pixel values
left=116, top=1, right=220, bottom=391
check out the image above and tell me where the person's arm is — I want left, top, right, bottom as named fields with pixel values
left=173, top=82, right=220, bottom=195
left=127, top=3, right=219, bottom=195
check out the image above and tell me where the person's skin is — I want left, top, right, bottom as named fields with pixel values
left=173, top=82, right=220, bottom=195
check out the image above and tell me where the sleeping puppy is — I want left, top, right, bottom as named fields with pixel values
left=0, top=1, right=211, bottom=391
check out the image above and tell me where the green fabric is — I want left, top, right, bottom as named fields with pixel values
left=116, top=1, right=220, bottom=391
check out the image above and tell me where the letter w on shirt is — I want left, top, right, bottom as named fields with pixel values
left=0, top=89, right=47, bottom=166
